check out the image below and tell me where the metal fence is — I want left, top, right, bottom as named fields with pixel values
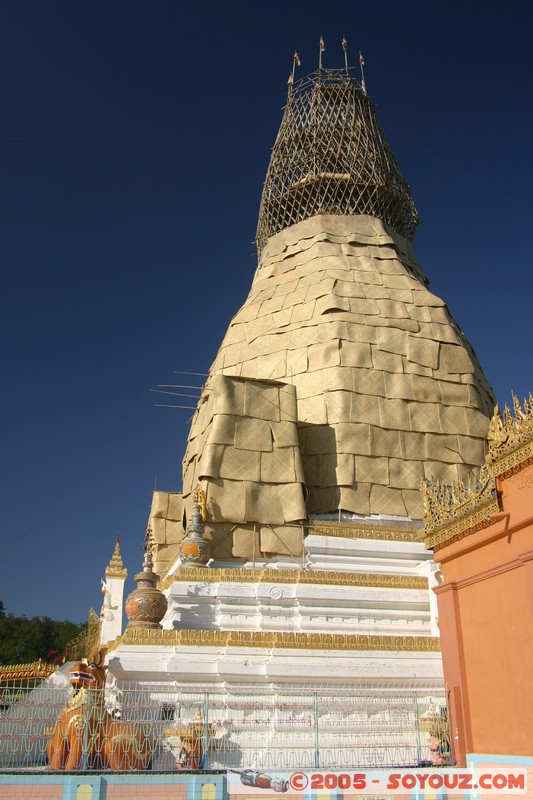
left=0, top=676, right=452, bottom=771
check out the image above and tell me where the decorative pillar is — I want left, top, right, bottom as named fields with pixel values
left=416, top=560, right=442, bottom=637
left=99, top=538, right=128, bottom=646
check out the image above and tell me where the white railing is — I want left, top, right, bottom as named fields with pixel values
left=0, top=679, right=452, bottom=771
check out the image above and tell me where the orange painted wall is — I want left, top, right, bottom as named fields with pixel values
left=433, top=459, right=533, bottom=763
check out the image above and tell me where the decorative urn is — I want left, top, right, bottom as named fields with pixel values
left=125, top=528, right=167, bottom=629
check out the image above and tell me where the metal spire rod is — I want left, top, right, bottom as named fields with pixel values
left=342, top=35, right=349, bottom=74
left=150, top=389, right=201, bottom=399
left=289, top=51, right=300, bottom=87
left=319, top=36, right=325, bottom=70
left=359, top=51, right=367, bottom=95
left=157, top=384, right=203, bottom=391
left=155, top=404, right=197, bottom=410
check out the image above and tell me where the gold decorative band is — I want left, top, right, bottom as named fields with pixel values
left=492, top=440, right=533, bottom=480
left=108, top=628, right=440, bottom=653
left=306, top=521, right=422, bottom=542
left=160, top=567, right=427, bottom=591
left=422, top=396, right=533, bottom=550
left=0, top=661, right=59, bottom=681
left=424, top=497, right=500, bottom=552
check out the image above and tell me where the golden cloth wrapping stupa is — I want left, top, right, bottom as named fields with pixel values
left=150, top=67, right=494, bottom=574
left=103, top=59, right=495, bottom=768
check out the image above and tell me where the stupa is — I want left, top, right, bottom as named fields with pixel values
left=104, top=50, right=495, bottom=768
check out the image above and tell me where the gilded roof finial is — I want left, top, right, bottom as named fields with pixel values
left=179, top=486, right=210, bottom=567
left=485, top=392, right=533, bottom=465
left=193, top=485, right=207, bottom=523
left=105, top=538, right=128, bottom=579
left=142, top=526, right=156, bottom=572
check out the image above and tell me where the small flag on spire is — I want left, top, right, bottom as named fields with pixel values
left=289, top=50, right=300, bottom=87
left=319, top=36, right=325, bottom=69
left=359, top=51, right=367, bottom=95
left=342, top=35, right=349, bottom=73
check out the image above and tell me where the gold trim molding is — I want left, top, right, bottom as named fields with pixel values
left=422, top=394, right=533, bottom=552
left=424, top=497, right=500, bottom=552
left=107, top=628, right=440, bottom=653
left=485, top=394, right=533, bottom=469
left=421, top=463, right=497, bottom=537
left=160, top=567, right=427, bottom=592
left=0, top=660, right=60, bottom=682
left=491, top=439, right=533, bottom=481
left=306, top=520, right=422, bottom=543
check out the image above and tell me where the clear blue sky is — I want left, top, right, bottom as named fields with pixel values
left=1, top=1, right=531, bottom=623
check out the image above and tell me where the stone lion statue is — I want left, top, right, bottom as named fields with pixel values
left=47, top=648, right=153, bottom=770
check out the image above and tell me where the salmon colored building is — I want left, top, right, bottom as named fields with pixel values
left=422, top=395, right=533, bottom=773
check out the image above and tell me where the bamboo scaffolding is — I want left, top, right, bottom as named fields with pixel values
left=256, top=68, right=419, bottom=254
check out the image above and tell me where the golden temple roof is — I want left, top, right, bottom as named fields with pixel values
left=0, top=660, right=59, bottom=684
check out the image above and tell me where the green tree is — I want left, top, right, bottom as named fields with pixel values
left=0, top=603, right=86, bottom=665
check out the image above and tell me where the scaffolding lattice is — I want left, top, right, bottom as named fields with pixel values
left=256, top=69, right=419, bottom=255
